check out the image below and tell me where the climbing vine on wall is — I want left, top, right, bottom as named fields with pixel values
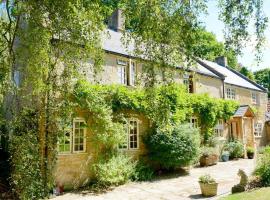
left=73, top=80, right=239, bottom=157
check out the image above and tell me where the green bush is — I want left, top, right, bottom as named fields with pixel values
left=199, top=174, right=216, bottom=184
left=254, top=147, right=270, bottom=186
left=144, top=124, right=200, bottom=169
left=224, top=140, right=244, bottom=159
left=247, top=147, right=255, bottom=154
left=200, top=146, right=218, bottom=157
left=93, top=154, right=136, bottom=187
left=132, top=160, right=154, bottom=181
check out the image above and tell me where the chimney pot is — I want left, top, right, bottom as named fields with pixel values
left=108, top=9, right=125, bottom=32
left=215, top=56, right=227, bottom=67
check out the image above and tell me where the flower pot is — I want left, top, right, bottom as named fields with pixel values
left=247, top=152, right=254, bottom=159
left=200, top=154, right=218, bottom=167
left=221, top=154, right=229, bottom=162
left=199, top=182, right=218, bottom=197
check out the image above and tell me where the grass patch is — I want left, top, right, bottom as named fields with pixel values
left=220, top=187, right=270, bottom=200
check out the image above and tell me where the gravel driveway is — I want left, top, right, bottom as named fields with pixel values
left=52, top=159, right=255, bottom=200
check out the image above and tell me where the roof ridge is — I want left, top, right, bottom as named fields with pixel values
left=195, top=59, right=225, bottom=80
left=224, top=66, right=268, bottom=92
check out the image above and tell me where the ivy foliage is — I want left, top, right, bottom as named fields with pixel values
left=191, top=94, right=239, bottom=142
left=9, top=109, right=46, bottom=200
left=74, top=80, right=238, bottom=152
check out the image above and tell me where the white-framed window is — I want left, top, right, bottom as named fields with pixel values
left=117, top=65, right=127, bottom=84
left=251, top=92, right=259, bottom=105
left=73, top=118, right=87, bottom=153
left=254, top=122, right=263, bottom=137
left=226, top=87, right=236, bottom=99
left=183, top=73, right=194, bottom=93
left=117, top=59, right=128, bottom=85
left=129, top=61, right=136, bottom=86
left=214, top=120, right=224, bottom=137
left=119, top=119, right=139, bottom=150
left=190, top=117, right=198, bottom=128
left=58, top=118, right=87, bottom=154
left=58, top=130, right=71, bottom=153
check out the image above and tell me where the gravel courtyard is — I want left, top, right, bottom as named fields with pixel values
left=52, top=159, right=255, bottom=200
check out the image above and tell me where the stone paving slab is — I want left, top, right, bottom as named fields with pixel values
left=52, top=159, right=255, bottom=200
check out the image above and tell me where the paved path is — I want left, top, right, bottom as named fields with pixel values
left=52, top=159, right=255, bottom=200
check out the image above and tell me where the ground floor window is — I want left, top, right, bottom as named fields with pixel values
left=254, top=122, right=263, bottom=137
left=214, top=120, right=224, bottom=137
left=190, top=117, right=198, bottom=128
left=119, top=118, right=139, bottom=150
left=58, top=118, right=86, bottom=153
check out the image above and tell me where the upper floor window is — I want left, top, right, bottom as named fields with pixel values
left=117, top=59, right=128, bottom=85
left=117, top=59, right=136, bottom=86
left=214, top=120, right=224, bottom=138
left=251, top=92, right=259, bottom=105
left=129, top=61, right=136, bottom=86
left=119, top=119, right=139, bottom=150
left=226, top=88, right=236, bottom=99
left=254, top=122, right=263, bottom=137
left=58, top=118, right=87, bottom=154
left=183, top=74, right=194, bottom=93
left=190, top=117, right=198, bottom=128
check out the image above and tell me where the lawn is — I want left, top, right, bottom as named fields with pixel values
left=220, top=187, right=270, bottom=200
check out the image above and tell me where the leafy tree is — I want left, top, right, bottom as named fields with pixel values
left=192, top=28, right=238, bottom=69
left=0, top=0, right=268, bottom=198
left=239, top=66, right=255, bottom=81
left=254, top=68, right=270, bottom=97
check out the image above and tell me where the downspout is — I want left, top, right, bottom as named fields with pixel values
left=222, top=78, right=225, bottom=99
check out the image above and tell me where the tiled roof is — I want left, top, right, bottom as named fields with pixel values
left=102, top=29, right=267, bottom=92
left=234, top=105, right=251, bottom=117
left=199, top=60, right=266, bottom=92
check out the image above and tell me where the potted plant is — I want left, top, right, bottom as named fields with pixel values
left=199, top=174, right=218, bottom=197
left=221, top=151, right=230, bottom=162
left=199, top=147, right=218, bottom=167
left=246, top=147, right=255, bottom=159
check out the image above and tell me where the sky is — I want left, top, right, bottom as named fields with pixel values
left=202, top=1, right=270, bottom=72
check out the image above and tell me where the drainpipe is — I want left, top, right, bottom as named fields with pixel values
left=222, top=78, right=225, bottom=99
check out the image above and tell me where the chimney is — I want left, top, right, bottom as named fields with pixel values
left=215, top=56, right=227, bottom=67
left=108, top=9, right=125, bottom=32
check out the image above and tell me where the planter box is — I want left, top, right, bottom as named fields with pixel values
left=199, top=182, right=218, bottom=197
left=200, top=154, right=218, bottom=167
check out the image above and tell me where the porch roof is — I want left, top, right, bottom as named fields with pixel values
left=234, top=105, right=255, bottom=117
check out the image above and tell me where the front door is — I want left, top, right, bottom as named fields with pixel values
left=243, top=118, right=254, bottom=147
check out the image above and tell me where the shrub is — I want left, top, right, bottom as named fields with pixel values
left=93, top=154, right=136, bottom=187
left=247, top=147, right=255, bottom=154
left=144, top=124, right=200, bottom=169
left=132, top=160, right=154, bottom=181
left=199, top=174, right=216, bottom=184
left=254, top=147, right=270, bottom=186
left=200, top=147, right=218, bottom=157
left=224, top=140, right=244, bottom=159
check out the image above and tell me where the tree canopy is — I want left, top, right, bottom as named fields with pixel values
left=254, top=68, right=270, bottom=97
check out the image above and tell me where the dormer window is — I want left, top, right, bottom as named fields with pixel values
left=226, top=87, right=236, bottom=99
left=183, top=74, right=194, bottom=93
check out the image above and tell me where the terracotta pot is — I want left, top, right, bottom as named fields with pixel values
left=199, top=182, right=218, bottom=197
left=200, top=154, right=218, bottom=167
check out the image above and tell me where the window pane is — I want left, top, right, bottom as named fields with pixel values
left=73, top=119, right=86, bottom=152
